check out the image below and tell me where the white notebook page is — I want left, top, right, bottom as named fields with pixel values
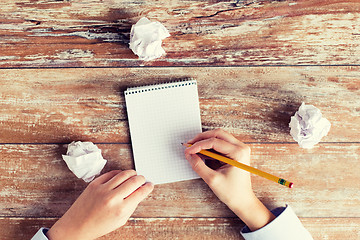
left=125, top=79, right=202, bottom=184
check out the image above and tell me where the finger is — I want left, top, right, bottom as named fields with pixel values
left=124, top=182, right=154, bottom=204
left=92, top=170, right=122, bottom=184
left=185, top=153, right=217, bottom=184
left=113, top=175, right=147, bottom=199
left=185, top=137, right=238, bottom=157
left=185, top=137, right=250, bottom=164
left=187, top=128, right=241, bottom=146
left=104, top=170, right=138, bottom=190
left=118, top=182, right=154, bottom=218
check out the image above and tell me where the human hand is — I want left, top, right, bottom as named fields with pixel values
left=184, top=129, right=275, bottom=231
left=46, top=170, right=154, bottom=240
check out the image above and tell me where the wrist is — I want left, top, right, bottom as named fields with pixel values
left=47, top=219, right=83, bottom=240
left=225, top=190, right=257, bottom=216
left=231, top=194, right=275, bottom=232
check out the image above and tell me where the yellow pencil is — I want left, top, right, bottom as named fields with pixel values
left=183, top=143, right=293, bottom=188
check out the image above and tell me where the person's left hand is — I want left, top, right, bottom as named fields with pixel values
left=46, top=170, right=154, bottom=240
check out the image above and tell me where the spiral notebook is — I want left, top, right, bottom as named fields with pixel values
left=125, top=79, right=202, bottom=184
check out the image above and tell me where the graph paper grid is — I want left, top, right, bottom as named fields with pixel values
left=125, top=79, right=202, bottom=184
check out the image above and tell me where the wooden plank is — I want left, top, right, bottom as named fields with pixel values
left=1, top=143, right=359, bottom=218
left=1, top=0, right=360, bottom=67
left=0, top=67, right=359, bottom=143
left=0, top=217, right=241, bottom=240
left=1, top=217, right=360, bottom=240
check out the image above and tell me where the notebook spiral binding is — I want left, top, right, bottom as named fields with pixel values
left=124, top=77, right=196, bottom=95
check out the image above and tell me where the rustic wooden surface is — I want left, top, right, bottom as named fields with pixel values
left=1, top=0, right=360, bottom=67
left=1, top=67, right=359, bottom=143
left=1, top=0, right=360, bottom=239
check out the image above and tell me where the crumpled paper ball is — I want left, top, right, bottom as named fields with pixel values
left=129, top=17, right=170, bottom=61
left=289, top=102, right=331, bottom=149
left=62, top=141, right=107, bottom=182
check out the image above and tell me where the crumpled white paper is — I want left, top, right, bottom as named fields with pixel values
left=289, top=102, right=331, bottom=149
left=62, top=141, right=107, bottom=182
left=129, top=17, right=170, bottom=61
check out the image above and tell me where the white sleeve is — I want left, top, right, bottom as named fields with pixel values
left=240, top=205, right=313, bottom=240
left=31, top=228, right=49, bottom=240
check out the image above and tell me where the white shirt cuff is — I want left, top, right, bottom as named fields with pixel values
left=240, top=205, right=313, bottom=240
left=31, top=228, right=49, bottom=240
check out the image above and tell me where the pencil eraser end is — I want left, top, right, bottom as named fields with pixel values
left=289, top=183, right=294, bottom=188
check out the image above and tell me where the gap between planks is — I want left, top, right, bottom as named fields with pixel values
left=2, top=64, right=360, bottom=70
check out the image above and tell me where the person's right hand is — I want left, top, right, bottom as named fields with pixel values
left=184, top=129, right=275, bottom=231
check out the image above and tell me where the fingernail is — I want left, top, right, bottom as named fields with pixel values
left=183, top=143, right=191, bottom=147
left=145, top=181, right=154, bottom=188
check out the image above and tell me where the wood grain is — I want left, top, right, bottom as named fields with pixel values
left=1, top=1, right=359, bottom=239
left=1, top=0, right=360, bottom=67
left=1, top=217, right=360, bottom=240
left=1, top=143, right=359, bottom=218
left=1, top=66, right=359, bottom=143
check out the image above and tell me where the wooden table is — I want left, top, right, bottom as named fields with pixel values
left=1, top=1, right=359, bottom=239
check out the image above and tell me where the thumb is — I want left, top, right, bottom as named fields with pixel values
left=186, top=154, right=216, bottom=183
